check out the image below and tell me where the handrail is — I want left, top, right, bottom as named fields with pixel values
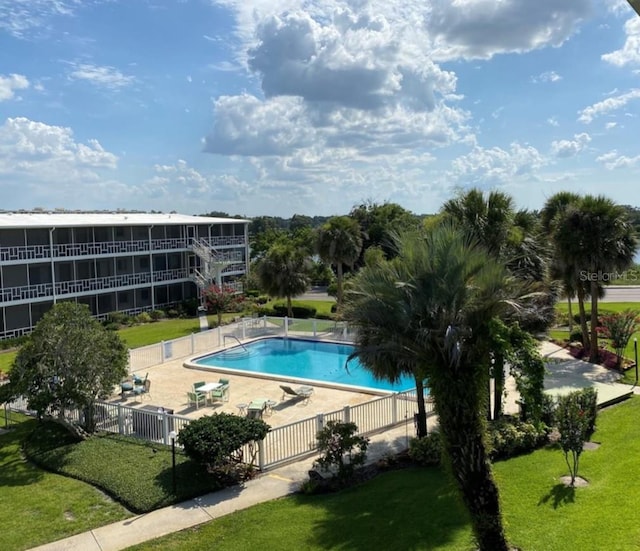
left=223, top=334, right=248, bottom=352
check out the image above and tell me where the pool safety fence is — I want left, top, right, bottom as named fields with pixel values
left=128, top=317, right=353, bottom=371
left=6, top=389, right=434, bottom=471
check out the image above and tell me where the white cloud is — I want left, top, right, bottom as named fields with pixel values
left=0, top=117, right=117, bottom=183
left=596, top=150, right=640, bottom=169
left=426, top=0, right=591, bottom=61
left=532, top=70, right=562, bottom=83
left=0, top=73, right=29, bottom=101
left=578, top=89, right=640, bottom=123
left=547, top=117, right=559, bottom=126
left=605, top=121, right=618, bottom=129
left=0, top=0, right=95, bottom=39
left=550, top=132, right=591, bottom=157
left=602, top=17, right=640, bottom=67
left=67, top=62, right=135, bottom=90
left=447, top=143, right=546, bottom=189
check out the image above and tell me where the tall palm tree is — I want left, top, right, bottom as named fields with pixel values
left=344, top=251, right=430, bottom=437
left=316, top=216, right=363, bottom=308
left=345, top=224, right=516, bottom=551
left=255, top=242, right=311, bottom=317
left=573, top=195, right=637, bottom=361
left=541, top=192, right=583, bottom=335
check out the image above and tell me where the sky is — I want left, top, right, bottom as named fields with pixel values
left=1, top=0, right=639, bottom=218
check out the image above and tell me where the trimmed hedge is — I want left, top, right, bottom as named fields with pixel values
left=23, top=420, right=223, bottom=513
left=488, top=417, right=549, bottom=460
left=408, top=431, right=442, bottom=466
left=272, top=304, right=317, bottom=318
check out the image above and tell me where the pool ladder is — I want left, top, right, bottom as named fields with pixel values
left=223, top=335, right=248, bottom=352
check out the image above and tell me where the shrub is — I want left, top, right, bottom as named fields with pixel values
left=166, top=308, right=180, bottom=318
left=136, top=312, right=152, bottom=324
left=272, top=304, right=317, bottom=318
left=557, top=388, right=597, bottom=486
left=569, top=328, right=583, bottom=344
left=149, top=309, right=165, bottom=321
left=178, top=413, right=270, bottom=476
left=488, top=417, right=549, bottom=460
left=314, top=421, right=369, bottom=484
left=106, top=311, right=130, bottom=326
left=408, top=431, right=442, bottom=466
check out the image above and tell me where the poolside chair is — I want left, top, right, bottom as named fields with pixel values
left=246, top=399, right=267, bottom=419
left=211, top=378, right=230, bottom=402
left=133, top=379, right=151, bottom=401
left=187, top=391, right=206, bottom=409
left=280, top=385, right=314, bottom=404
left=193, top=381, right=207, bottom=397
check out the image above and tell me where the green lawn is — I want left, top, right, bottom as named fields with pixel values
left=0, top=415, right=131, bottom=551
left=128, top=397, right=640, bottom=551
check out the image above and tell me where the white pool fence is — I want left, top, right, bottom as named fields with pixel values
left=6, top=389, right=433, bottom=471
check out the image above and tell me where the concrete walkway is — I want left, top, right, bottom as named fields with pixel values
left=27, top=341, right=635, bottom=551
left=27, top=422, right=424, bottom=551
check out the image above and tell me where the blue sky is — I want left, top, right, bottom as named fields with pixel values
left=1, top=0, right=639, bottom=218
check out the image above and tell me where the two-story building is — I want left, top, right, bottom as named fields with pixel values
left=0, top=211, right=250, bottom=340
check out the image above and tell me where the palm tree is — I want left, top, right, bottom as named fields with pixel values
left=575, top=195, right=637, bottom=361
left=255, top=242, right=311, bottom=317
left=541, top=192, right=583, bottom=335
left=316, top=216, right=363, bottom=308
left=344, top=252, right=430, bottom=437
left=345, top=224, right=516, bottom=551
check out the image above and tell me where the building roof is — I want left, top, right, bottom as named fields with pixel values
left=0, top=212, right=249, bottom=229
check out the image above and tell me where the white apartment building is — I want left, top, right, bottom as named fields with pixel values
left=0, top=211, right=250, bottom=340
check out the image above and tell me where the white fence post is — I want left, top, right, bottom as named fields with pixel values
left=343, top=405, right=351, bottom=424
left=117, top=404, right=124, bottom=434
left=217, top=325, right=222, bottom=347
left=160, top=341, right=166, bottom=363
left=284, top=317, right=289, bottom=337
left=392, top=394, right=398, bottom=425
left=191, top=333, right=195, bottom=354
left=242, top=320, right=246, bottom=340
left=315, top=413, right=324, bottom=437
left=313, top=319, right=317, bottom=337
left=258, top=439, right=265, bottom=470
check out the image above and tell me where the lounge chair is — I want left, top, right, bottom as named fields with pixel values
left=280, top=385, right=314, bottom=403
left=187, top=390, right=206, bottom=409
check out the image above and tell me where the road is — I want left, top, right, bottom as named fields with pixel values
left=601, top=286, right=640, bottom=303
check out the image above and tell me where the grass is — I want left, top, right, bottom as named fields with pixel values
left=128, top=467, right=475, bottom=551
left=124, top=397, right=640, bottom=551
left=0, top=415, right=130, bottom=551
left=23, top=421, right=224, bottom=514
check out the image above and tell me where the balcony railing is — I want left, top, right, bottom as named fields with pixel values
left=0, top=269, right=191, bottom=304
left=0, top=235, right=246, bottom=262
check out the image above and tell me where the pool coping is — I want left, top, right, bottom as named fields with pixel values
left=182, top=335, right=408, bottom=396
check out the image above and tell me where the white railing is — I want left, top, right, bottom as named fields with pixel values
left=6, top=389, right=433, bottom=471
left=128, top=317, right=352, bottom=371
left=0, top=236, right=247, bottom=262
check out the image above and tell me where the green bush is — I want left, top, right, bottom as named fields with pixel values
left=488, top=417, right=548, bottom=460
left=106, top=311, right=131, bottom=326
left=178, top=413, right=270, bottom=477
left=165, top=308, right=180, bottom=318
left=569, top=328, right=583, bottom=344
left=149, top=309, right=165, bottom=321
left=575, top=387, right=598, bottom=438
left=136, top=312, right=152, bottom=324
left=314, top=421, right=369, bottom=484
left=23, top=420, right=223, bottom=513
left=272, top=304, right=317, bottom=318
left=408, top=431, right=442, bottom=466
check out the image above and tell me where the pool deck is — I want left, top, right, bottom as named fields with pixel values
left=110, top=355, right=384, bottom=426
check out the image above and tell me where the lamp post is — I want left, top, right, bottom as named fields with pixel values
left=634, top=338, right=638, bottom=386
left=168, top=430, right=177, bottom=495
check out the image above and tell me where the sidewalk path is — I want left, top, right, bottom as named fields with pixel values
left=27, top=422, right=423, bottom=551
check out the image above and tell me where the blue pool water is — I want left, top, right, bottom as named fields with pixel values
left=192, top=337, right=415, bottom=392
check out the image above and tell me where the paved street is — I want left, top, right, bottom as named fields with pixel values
left=601, top=286, right=640, bottom=302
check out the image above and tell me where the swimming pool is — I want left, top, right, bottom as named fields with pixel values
left=188, top=337, right=415, bottom=393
